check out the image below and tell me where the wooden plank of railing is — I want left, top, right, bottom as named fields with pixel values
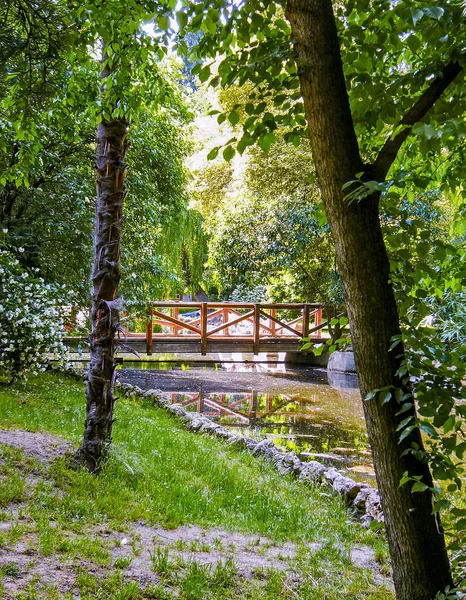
left=152, top=309, right=201, bottom=335
left=315, top=307, right=322, bottom=327
left=149, top=301, right=322, bottom=309
left=260, top=309, right=302, bottom=337
left=271, top=309, right=276, bottom=336
left=253, top=304, right=260, bottom=354
left=153, top=308, right=225, bottom=334
left=223, top=308, right=230, bottom=336
left=206, top=310, right=254, bottom=337
left=201, top=302, right=208, bottom=355
left=266, top=393, right=272, bottom=412
left=146, top=306, right=153, bottom=355
left=173, top=306, right=180, bottom=336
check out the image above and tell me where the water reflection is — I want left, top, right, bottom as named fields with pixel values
left=163, top=389, right=373, bottom=480
left=118, top=357, right=375, bottom=482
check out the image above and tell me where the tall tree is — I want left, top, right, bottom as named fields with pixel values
left=177, top=0, right=465, bottom=597
left=70, top=0, right=175, bottom=469
left=284, top=2, right=457, bottom=597
left=73, top=50, right=129, bottom=470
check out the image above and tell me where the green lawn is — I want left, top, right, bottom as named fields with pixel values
left=0, top=372, right=393, bottom=599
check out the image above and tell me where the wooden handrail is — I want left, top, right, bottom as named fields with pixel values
left=148, top=301, right=323, bottom=309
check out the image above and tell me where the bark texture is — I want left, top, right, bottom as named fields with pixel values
left=285, top=0, right=453, bottom=598
left=74, top=116, right=128, bottom=471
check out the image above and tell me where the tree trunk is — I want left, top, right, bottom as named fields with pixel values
left=285, top=0, right=453, bottom=598
left=74, top=116, right=128, bottom=471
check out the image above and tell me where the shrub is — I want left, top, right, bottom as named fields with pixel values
left=0, top=249, right=66, bottom=382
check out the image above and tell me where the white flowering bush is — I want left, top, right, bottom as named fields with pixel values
left=0, top=249, right=67, bottom=382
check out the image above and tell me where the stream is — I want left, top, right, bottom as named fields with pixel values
left=117, top=353, right=374, bottom=483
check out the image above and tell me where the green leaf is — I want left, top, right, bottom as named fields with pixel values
left=399, top=472, right=411, bottom=487
left=223, top=146, right=236, bottom=161
left=412, top=122, right=439, bottom=140
left=398, top=425, right=415, bottom=443
left=228, top=110, right=240, bottom=126
left=443, top=416, right=455, bottom=434
left=433, top=499, right=450, bottom=513
left=396, top=402, right=413, bottom=416
left=424, top=6, right=444, bottom=19
left=312, top=344, right=325, bottom=356
left=157, top=15, right=169, bottom=30
left=198, top=66, right=211, bottom=83
left=258, top=132, right=276, bottom=153
left=379, top=390, right=392, bottom=405
left=411, top=481, right=428, bottom=493
left=396, top=415, right=414, bottom=432
left=453, top=518, right=466, bottom=531
left=207, top=147, right=220, bottom=160
left=410, top=7, right=424, bottom=26
left=176, top=11, right=188, bottom=29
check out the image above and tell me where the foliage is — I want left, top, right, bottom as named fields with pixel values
left=0, top=121, right=96, bottom=303
left=206, top=193, right=335, bottom=302
left=191, top=84, right=337, bottom=302
left=0, top=1, right=206, bottom=308
left=230, top=283, right=268, bottom=302
left=119, top=104, right=207, bottom=309
left=175, top=0, right=466, bottom=177
left=380, top=206, right=466, bottom=578
left=0, top=102, right=206, bottom=307
left=0, top=249, right=66, bottom=383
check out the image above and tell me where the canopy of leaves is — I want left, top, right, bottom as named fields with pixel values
left=0, top=1, right=206, bottom=308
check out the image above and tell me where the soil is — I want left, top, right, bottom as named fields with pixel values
left=117, top=365, right=331, bottom=394
left=0, top=430, right=73, bottom=463
left=0, top=430, right=389, bottom=598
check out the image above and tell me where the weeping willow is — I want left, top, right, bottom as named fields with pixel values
left=120, top=107, right=207, bottom=314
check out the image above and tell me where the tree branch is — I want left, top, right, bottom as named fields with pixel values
left=372, top=59, right=463, bottom=181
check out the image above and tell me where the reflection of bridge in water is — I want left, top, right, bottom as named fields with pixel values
left=165, top=390, right=319, bottom=426
left=163, top=389, right=373, bottom=473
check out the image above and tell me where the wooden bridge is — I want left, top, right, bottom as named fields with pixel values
left=117, top=302, right=330, bottom=355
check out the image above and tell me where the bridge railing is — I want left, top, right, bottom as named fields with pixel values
left=131, top=302, right=326, bottom=355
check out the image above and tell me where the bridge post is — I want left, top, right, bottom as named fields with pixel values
left=253, top=304, right=260, bottom=354
left=270, top=308, right=276, bottom=336
left=173, top=306, right=180, bottom=336
left=201, top=302, right=208, bottom=355
left=146, top=305, right=153, bottom=355
left=302, top=304, right=310, bottom=338
left=316, top=306, right=323, bottom=328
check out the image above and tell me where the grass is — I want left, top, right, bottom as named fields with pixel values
left=0, top=371, right=393, bottom=599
